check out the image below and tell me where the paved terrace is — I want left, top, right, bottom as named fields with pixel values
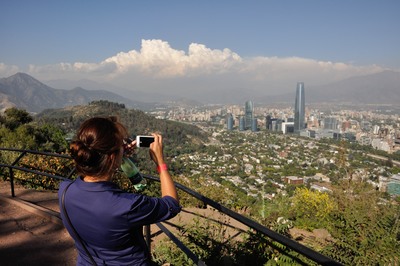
left=0, top=180, right=76, bottom=265
left=0, top=180, right=249, bottom=266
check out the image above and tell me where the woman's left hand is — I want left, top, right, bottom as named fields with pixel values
left=123, top=138, right=137, bottom=156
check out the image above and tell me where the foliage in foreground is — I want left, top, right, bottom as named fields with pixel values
left=321, top=182, right=400, bottom=265
left=0, top=152, right=74, bottom=189
left=152, top=182, right=400, bottom=266
left=152, top=216, right=315, bottom=266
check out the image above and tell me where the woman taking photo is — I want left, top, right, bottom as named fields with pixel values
left=58, top=116, right=181, bottom=265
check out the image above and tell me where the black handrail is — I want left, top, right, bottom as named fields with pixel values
left=0, top=148, right=72, bottom=196
left=0, top=148, right=342, bottom=265
left=1, top=147, right=71, bottom=159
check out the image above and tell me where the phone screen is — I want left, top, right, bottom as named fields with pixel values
left=137, top=136, right=154, bottom=147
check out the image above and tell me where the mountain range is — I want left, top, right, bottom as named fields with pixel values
left=261, top=70, right=400, bottom=105
left=0, top=71, right=399, bottom=113
left=0, top=73, right=147, bottom=113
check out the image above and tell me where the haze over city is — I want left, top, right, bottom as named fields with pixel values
left=1, top=0, right=399, bottom=103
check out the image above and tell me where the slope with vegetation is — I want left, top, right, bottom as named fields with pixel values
left=1, top=101, right=400, bottom=265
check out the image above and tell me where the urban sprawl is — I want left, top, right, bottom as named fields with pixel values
left=147, top=83, right=400, bottom=198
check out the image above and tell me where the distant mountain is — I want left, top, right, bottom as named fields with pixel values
left=2, top=71, right=399, bottom=113
left=307, top=70, right=400, bottom=104
left=166, top=98, right=204, bottom=108
left=0, top=73, right=147, bottom=113
left=44, top=78, right=171, bottom=104
left=259, top=71, right=400, bottom=105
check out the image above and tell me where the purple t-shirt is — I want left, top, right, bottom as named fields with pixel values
left=59, top=177, right=181, bottom=265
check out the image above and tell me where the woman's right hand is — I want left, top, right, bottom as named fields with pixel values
left=149, top=133, right=178, bottom=202
left=149, top=133, right=165, bottom=166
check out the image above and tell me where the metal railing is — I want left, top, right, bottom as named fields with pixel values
left=0, top=148, right=342, bottom=265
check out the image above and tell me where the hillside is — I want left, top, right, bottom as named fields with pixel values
left=0, top=73, right=145, bottom=113
left=35, top=101, right=208, bottom=172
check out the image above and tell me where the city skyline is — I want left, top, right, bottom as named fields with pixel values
left=1, top=1, right=399, bottom=103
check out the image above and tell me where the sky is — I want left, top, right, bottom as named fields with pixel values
left=0, top=0, right=399, bottom=102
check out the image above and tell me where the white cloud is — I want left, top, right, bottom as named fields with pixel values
left=0, top=39, right=391, bottom=101
left=0, top=63, right=19, bottom=77
left=103, top=39, right=242, bottom=77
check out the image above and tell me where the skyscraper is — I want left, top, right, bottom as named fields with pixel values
left=226, top=113, right=234, bottom=130
left=294, top=82, right=305, bottom=133
left=239, top=116, right=245, bottom=131
left=251, top=117, right=258, bottom=132
left=265, top=115, right=271, bottom=130
left=245, top=100, right=253, bottom=130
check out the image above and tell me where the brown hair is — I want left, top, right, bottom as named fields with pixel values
left=70, top=116, right=128, bottom=178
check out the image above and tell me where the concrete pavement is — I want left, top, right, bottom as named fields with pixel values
left=0, top=180, right=76, bottom=266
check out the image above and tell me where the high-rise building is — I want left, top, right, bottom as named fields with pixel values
left=245, top=100, right=254, bottom=130
left=270, top=118, right=277, bottom=131
left=323, top=117, right=338, bottom=130
left=226, top=113, right=234, bottom=130
left=294, top=82, right=305, bottom=133
left=270, top=118, right=283, bottom=132
left=265, top=115, right=271, bottom=130
left=361, top=121, right=372, bottom=131
left=276, top=119, right=283, bottom=132
left=282, top=122, right=294, bottom=134
left=251, top=117, right=258, bottom=132
left=239, top=116, right=245, bottom=131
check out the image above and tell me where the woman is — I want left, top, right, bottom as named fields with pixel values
left=58, top=116, right=181, bottom=265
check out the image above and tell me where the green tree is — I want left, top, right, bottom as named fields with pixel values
left=2, top=107, right=33, bottom=130
left=1, top=124, right=36, bottom=149
left=34, top=124, right=68, bottom=152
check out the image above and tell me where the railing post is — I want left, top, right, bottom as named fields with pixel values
left=144, top=224, right=151, bottom=254
left=9, top=167, right=15, bottom=197
left=9, top=151, right=27, bottom=197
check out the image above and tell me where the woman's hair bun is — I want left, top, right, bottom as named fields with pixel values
left=70, top=140, right=101, bottom=167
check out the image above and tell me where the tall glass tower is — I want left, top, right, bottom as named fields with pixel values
left=239, top=116, right=245, bottom=131
left=245, top=100, right=254, bottom=130
left=251, top=117, right=258, bottom=132
left=294, top=82, right=305, bottom=133
left=226, top=113, right=234, bottom=130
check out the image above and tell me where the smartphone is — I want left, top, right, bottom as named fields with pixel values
left=136, top=135, right=155, bottom=148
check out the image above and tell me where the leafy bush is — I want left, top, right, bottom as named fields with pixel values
left=321, top=181, right=400, bottom=265
left=153, top=217, right=234, bottom=265
left=289, top=187, right=336, bottom=230
left=13, top=153, right=74, bottom=190
left=152, top=238, right=196, bottom=266
left=152, top=215, right=316, bottom=266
